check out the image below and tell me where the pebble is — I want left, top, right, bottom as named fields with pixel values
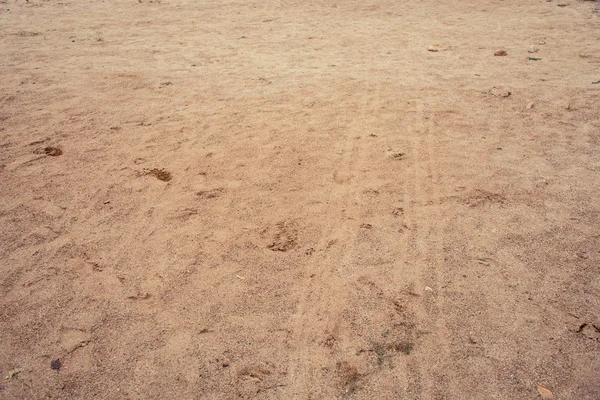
left=51, top=359, right=62, bottom=371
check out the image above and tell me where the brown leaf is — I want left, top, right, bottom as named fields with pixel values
left=537, top=385, right=554, bottom=399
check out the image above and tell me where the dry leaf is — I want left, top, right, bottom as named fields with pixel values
left=537, top=385, right=554, bottom=399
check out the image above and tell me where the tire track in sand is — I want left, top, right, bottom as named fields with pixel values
left=402, top=98, right=458, bottom=399
left=283, top=88, right=382, bottom=398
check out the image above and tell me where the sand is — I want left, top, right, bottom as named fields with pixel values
left=1, top=0, right=599, bottom=398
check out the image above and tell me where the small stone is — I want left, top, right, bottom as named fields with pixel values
left=7, top=369, right=22, bottom=379
left=528, top=45, right=539, bottom=53
left=51, top=359, right=62, bottom=371
left=526, top=102, right=534, bottom=110
left=494, top=50, right=507, bottom=56
left=489, top=87, right=512, bottom=97
left=427, top=46, right=440, bottom=52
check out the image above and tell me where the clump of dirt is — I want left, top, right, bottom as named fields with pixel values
left=389, top=341, right=414, bottom=355
left=16, top=29, right=41, bottom=37
left=237, top=365, right=272, bottom=380
left=392, top=207, right=404, bottom=217
left=323, top=334, right=337, bottom=347
left=265, top=222, right=298, bottom=252
left=577, top=323, right=600, bottom=342
left=144, top=168, right=172, bottom=182
left=196, top=188, right=224, bottom=199
left=336, top=361, right=361, bottom=394
left=34, top=146, right=63, bottom=156
left=461, top=190, right=506, bottom=207
left=371, top=342, right=387, bottom=364
left=488, top=86, right=512, bottom=97
left=45, top=147, right=63, bottom=156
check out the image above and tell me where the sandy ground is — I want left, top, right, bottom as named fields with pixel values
left=1, top=0, right=599, bottom=398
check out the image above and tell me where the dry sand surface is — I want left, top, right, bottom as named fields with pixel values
left=1, top=0, right=600, bottom=398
